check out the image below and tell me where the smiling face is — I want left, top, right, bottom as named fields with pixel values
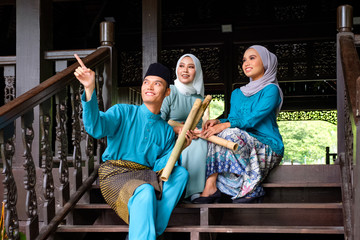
left=242, top=48, right=265, bottom=81
left=177, top=56, right=196, bottom=84
left=141, top=75, right=170, bottom=109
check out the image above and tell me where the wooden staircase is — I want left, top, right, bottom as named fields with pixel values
left=54, top=165, right=344, bottom=240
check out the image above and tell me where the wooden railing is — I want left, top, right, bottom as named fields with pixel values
left=0, top=22, right=115, bottom=240
left=336, top=5, right=360, bottom=240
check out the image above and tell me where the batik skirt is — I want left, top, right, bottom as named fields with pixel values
left=206, top=128, right=282, bottom=199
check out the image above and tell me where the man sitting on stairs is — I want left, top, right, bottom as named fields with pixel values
left=74, top=55, right=192, bottom=240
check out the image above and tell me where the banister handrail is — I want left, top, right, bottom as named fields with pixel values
left=339, top=34, right=360, bottom=123
left=0, top=47, right=110, bottom=130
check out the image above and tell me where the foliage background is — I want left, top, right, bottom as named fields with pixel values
left=278, top=121, right=337, bottom=164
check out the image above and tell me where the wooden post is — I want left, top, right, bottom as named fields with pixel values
left=336, top=5, right=353, bottom=156
left=142, top=0, right=161, bottom=77
left=336, top=5, right=355, bottom=240
left=99, top=21, right=117, bottom=108
left=15, top=0, right=53, bottom=168
left=326, top=147, right=330, bottom=165
left=337, top=5, right=353, bottom=33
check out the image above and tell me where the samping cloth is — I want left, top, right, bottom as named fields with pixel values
left=98, top=160, right=163, bottom=224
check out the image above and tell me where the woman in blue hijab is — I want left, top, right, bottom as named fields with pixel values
left=194, top=45, right=284, bottom=203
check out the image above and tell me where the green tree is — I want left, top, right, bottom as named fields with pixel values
left=278, top=121, right=337, bottom=164
left=209, top=99, right=224, bottom=119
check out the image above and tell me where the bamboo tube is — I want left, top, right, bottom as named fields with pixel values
left=201, top=135, right=238, bottom=151
left=191, top=95, right=212, bottom=130
left=160, top=99, right=202, bottom=181
left=168, top=120, right=239, bottom=151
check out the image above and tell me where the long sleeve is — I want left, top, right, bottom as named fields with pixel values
left=218, top=85, right=284, bottom=155
left=228, top=85, right=280, bottom=129
left=81, top=90, right=120, bottom=139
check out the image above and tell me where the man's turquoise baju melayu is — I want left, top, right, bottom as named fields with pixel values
left=82, top=90, right=189, bottom=240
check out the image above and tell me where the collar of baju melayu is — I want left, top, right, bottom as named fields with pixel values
left=140, top=104, right=162, bottom=120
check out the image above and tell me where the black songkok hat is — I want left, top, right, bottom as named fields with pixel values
left=144, top=63, right=172, bottom=86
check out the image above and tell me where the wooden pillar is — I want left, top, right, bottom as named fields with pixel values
left=142, top=0, right=161, bottom=77
left=336, top=5, right=353, bottom=155
left=100, top=21, right=117, bottom=108
left=336, top=5, right=355, bottom=240
left=15, top=0, right=53, bottom=167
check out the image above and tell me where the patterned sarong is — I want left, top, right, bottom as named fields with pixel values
left=98, top=160, right=163, bottom=224
left=206, top=128, right=282, bottom=199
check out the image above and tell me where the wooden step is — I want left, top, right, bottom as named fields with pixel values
left=263, top=165, right=341, bottom=184
left=90, top=182, right=341, bottom=189
left=262, top=182, right=341, bottom=187
left=89, top=165, right=341, bottom=188
left=88, top=165, right=342, bottom=204
left=75, top=202, right=343, bottom=210
left=73, top=202, right=343, bottom=227
left=56, top=224, right=344, bottom=234
left=89, top=183, right=342, bottom=203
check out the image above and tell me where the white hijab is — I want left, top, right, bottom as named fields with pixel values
left=240, top=45, right=284, bottom=114
left=174, top=54, right=204, bottom=97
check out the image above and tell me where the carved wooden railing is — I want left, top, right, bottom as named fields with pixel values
left=0, top=22, right=115, bottom=240
left=336, top=5, right=360, bottom=240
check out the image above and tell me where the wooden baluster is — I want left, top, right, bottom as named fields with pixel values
left=71, top=82, right=83, bottom=190
left=55, top=90, right=70, bottom=209
left=22, top=110, right=39, bottom=239
left=95, top=66, right=106, bottom=164
left=77, top=85, right=95, bottom=175
left=85, top=133, right=95, bottom=176
left=1, top=125, right=19, bottom=240
left=40, top=102, right=55, bottom=225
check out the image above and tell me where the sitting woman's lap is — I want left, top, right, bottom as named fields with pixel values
left=206, top=128, right=281, bottom=199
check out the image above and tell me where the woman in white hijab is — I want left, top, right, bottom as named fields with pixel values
left=161, top=53, right=207, bottom=202
left=193, top=45, right=284, bottom=204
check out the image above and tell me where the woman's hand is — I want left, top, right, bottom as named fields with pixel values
left=201, top=122, right=230, bottom=138
left=190, top=129, right=201, bottom=140
left=203, top=119, right=220, bottom=131
left=73, top=54, right=96, bottom=101
left=184, top=130, right=195, bottom=148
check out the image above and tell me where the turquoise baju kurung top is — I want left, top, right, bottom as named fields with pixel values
left=161, top=85, right=208, bottom=198
left=220, top=84, right=284, bottom=155
left=82, top=90, right=176, bottom=171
